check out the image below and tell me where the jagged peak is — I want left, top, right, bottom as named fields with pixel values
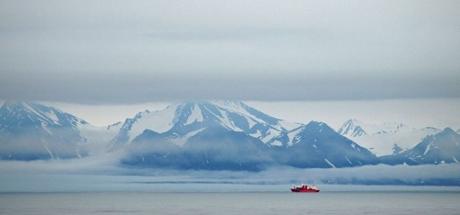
left=130, top=100, right=278, bottom=124
left=303, top=121, right=334, bottom=133
left=0, top=100, right=89, bottom=128
left=337, top=118, right=367, bottom=137
left=419, top=127, right=458, bottom=143
left=307, top=120, right=325, bottom=126
left=166, top=100, right=212, bottom=107
left=439, top=127, right=457, bottom=135
left=344, top=118, right=362, bottom=124
left=1, top=100, right=68, bottom=115
left=115, top=100, right=293, bottom=144
left=339, top=118, right=364, bottom=129
left=2, top=100, right=37, bottom=109
left=216, top=99, right=245, bottom=106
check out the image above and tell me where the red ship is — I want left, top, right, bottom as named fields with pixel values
left=290, top=184, right=320, bottom=193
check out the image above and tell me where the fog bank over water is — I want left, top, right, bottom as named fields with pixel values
left=1, top=155, right=460, bottom=192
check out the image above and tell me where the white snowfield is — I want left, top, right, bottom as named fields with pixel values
left=337, top=119, right=440, bottom=156
left=184, top=105, right=204, bottom=126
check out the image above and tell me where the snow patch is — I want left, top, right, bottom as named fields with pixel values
left=270, top=140, right=283, bottom=146
left=287, top=127, right=304, bottom=146
left=261, top=130, right=280, bottom=143
left=324, top=159, right=336, bottom=168
left=23, top=103, right=58, bottom=125
left=44, top=111, right=60, bottom=125
left=172, top=128, right=205, bottom=146
left=43, top=144, right=54, bottom=159
left=345, top=156, right=353, bottom=165
left=128, top=105, right=177, bottom=141
left=250, top=130, right=262, bottom=139
left=185, top=105, right=204, bottom=125
left=424, top=142, right=432, bottom=155
left=216, top=110, right=243, bottom=132
left=41, top=122, right=52, bottom=135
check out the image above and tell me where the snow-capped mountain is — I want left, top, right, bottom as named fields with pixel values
left=0, top=101, right=117, bottom=160
left=338, top=119, right=411, bottom=138
left=112, top=101, right=299, bottom=147
left=2, top=100, right=456, bottom=170
left=337, top=119, right=367, bottom=138
left=0, top=101, right=87, bottom=131
left=381, top=128, right=460, bottom=165
left=337, top=119, right=440, bottom=156
left=0, top=101, right=89, bottom=159
left=115, top=101, right=378, bottom=170
left=122, top=116, right=377, bottom=170
left=272, top=121, right=378, bottom=168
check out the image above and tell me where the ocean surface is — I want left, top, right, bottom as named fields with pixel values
left=0, top=174, right=459, bottom=214
left=1, top=181, right=460, bottom=215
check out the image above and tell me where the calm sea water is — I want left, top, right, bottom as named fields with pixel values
left=0, top=174, right=459, bottom=214
left=1, top=188, right=460, bottom=215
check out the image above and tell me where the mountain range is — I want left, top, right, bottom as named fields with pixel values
left=337, top=119, right=440, bottom=156
left=111, top=101, right=299, bottom=146
left=0, top=100, right=458, bottom=170
left=380, top=128, right=460, bottom=165
left=0, top=101, right=89, bottom=160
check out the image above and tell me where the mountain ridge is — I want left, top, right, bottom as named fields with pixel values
left=337, top=118, right=440, bottom=156
left=381, top=127, right=460, bottom=165
left=1, top=100, right=458, bottom=171
left=112, top=101, right=300, bottom=147
left=0, top=101, right=89, bottom=159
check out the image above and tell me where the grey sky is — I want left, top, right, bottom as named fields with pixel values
left=1, top=0, right=459, bottom=103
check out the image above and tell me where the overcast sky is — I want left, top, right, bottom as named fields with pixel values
left=0, top=0, right=459, bottom=103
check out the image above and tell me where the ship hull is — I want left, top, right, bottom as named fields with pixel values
left=290, top=185, right=320, bottom=192
left=291, top=188, right=320, bottom=193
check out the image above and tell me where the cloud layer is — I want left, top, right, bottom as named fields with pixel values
left=1, top=0, right=459, bottom=103
left=1, top=156, right=460, bottom=192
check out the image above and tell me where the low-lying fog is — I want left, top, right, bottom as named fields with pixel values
left=1, top=153, right=459, bottom=192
